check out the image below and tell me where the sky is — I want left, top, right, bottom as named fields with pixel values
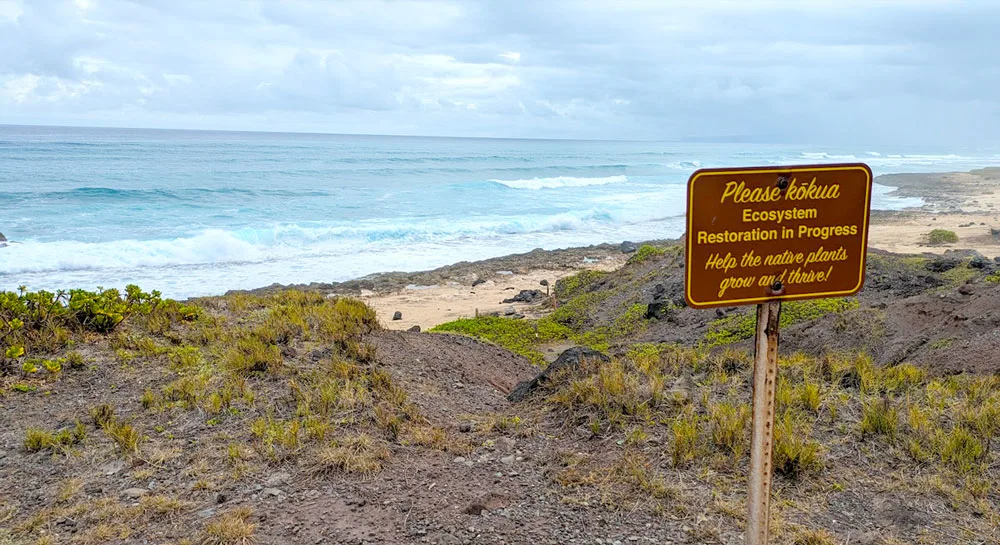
left=1, top=0, right=999, bottom=146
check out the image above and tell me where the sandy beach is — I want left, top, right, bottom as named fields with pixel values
left=357, top=168, right=1000, bottom=331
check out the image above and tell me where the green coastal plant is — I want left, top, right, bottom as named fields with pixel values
left=431, top=317, right=571, bottom=365
left=927, top=229, right=959, bottom=245
left=0, top=285, right=198, bottom=367
left=627, top=244, right=668, bottom=264
left=704, top=297, right=860, bottom=347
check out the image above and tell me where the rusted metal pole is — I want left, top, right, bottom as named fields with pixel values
left=747, top=300, right=781, bottom=545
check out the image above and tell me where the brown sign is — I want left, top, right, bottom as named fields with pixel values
left=685, top=163, right=872, bottom=309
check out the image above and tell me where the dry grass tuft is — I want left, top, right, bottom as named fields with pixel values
left=312, top=434, right=391, bottom=476
left=202, top=506, right=256, bottom=545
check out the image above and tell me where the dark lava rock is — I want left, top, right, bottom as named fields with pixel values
left=926, top=257, right=961, bottom=272
left=508, top=347, right=610, bottom=402
left=968, top=253, right=991, bottom=270
left=0, top=232, right=6, bottom=242
left=653, top=283, right=666, bottom=298
left=392, top=311, right=403, bottom=321
left=501, top=289, right=544, bottom=304
left=472, top=278, right=486, bottom=287
left=620, top=241, right=638, bottom=253
left=407, top=325, right=421, bottom=332
left=458, top=422, right=472, bottom=433
left=645, top=301, right=672, bottom=320
left=308, top=347, right=332, bottom=362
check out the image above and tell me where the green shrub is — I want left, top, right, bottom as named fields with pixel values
left=431, top=317, right=571, bottom=365
left=627, top=245, right=668, bottom=264
left=1, top=285, right=193, bottom=363
left=927, top=229, right=958, bottom=245
left=554, top=270, right=610, bottom=300
left=704, top=298, right=859, bottom=347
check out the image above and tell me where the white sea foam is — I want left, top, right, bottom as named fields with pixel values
left=490, top=175, right=628, bottom=190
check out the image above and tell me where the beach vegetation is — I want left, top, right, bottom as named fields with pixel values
left=430, top=316, right=572, bottom=365
left=0, top=285, right=197, bottom=366
left=627, top=244, right=668, bottom=264
left=554, top=269, right=610, bottom=300
left=704, top=297, right=859, bottom=347
left=927, top=229, right=959, bottom=245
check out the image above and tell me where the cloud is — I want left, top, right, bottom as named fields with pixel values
left=0, top=0, right=997, bottom=146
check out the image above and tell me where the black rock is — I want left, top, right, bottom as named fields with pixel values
left=458, top=423, right=472, bottom=433
left=653, top=283, right=666, bottom=299
left=472, top=278, right=486, bottom=287
left=407, top=325, right=421, bottom=332
left=501, top=289, right=544, bottom=304
left=0, top=232, right=5, bottom=242
left=508, top=347, right=610, bottom=402
left=620, top=241, right=638, bottom=253
left=926, top=257, right=961, bottom=272
left=645, top=301, right=672, bottom=320
left=968, top=253, right=991, bottom=270
left=308, top=348, right=332, bottom=362
left=715, top=308, right=726, bottom=318
left=392, top=311, right=403, bottom=321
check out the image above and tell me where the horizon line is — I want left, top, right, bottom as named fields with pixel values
left=0, top=122, right=767, bottom=145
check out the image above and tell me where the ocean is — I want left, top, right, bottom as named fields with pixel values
left=2, top=125, right=999, bottom=299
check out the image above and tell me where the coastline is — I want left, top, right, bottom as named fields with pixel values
left=258, top=167, right=1000, bottom=331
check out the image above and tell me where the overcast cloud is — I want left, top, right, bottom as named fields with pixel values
left=1, top=0, right=998, bottom=145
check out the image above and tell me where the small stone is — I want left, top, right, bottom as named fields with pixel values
left=262, top=487, right=283, bottom=498
left=453, top=457, right=467, bottom=464
left=101, top=460, right=126, bottom=476
left=459, top=423, right=472, bottom=433
left=265, top=472, right=291, bottom=487
left=197, top=508, right=217, bottom=519
left=392, top=311, right=403, bottom=321
left=216, top=493, right=228, bottom=504
left=408, top=325, right=421, bottom=332
left=503, top=306, right=516, bottom=316
left=500, top=456, right=515, bottom=464
left=122, top=488, right=148, bottom=499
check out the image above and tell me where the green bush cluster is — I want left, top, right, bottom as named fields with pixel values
left=927, top=229, right=959, bottom=245
left=704, top=297, right=860, bottom=347
left=1, top=285, right=199, bottom=369
left=553, top=269, right=609, bottom=300
left=627, top=244, right=668, bottom=265
left=431, top=317, right=572, bottom=365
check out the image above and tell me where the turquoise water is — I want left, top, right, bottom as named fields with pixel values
left=2, top=125, right=998, bottom=298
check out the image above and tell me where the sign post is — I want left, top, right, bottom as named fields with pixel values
left=684, top=164, right=872, bottom=545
